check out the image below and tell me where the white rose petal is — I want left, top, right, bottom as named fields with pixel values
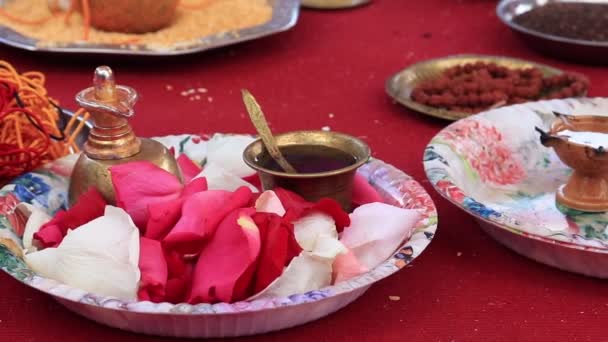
left=17, top=203, right=51, bottom=253
left=249, top=252, right=332, bottom=300
left=207, top=134, right=256, bottom=178
left=293, top=212, right=338, bottom=251
left=24, top=206, right=141, bottom=300
left=255, top=191, right=285, bottom=216
left=340, top=202, right=421, bottom=270
left=194, top=162, right=258, bottom=192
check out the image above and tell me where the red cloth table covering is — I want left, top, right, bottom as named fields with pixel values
left=1, top=1, right=607, bottom=341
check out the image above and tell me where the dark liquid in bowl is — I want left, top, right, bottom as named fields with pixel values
left=258, top=145, right=357, bottom=173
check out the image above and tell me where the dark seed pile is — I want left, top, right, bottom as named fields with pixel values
left=513, top=2, right=608, bottom=42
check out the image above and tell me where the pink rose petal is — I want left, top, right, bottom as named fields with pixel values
left=332, top=248, right=369, bottom=283
left=163, top=186, right=253, bottom=255
left=111, top=161, right=183, bottom=229
left=352, top=173, right=383, bottom=207
left=177, top=154, right=203, bottom=183
left=145, top=198, right=183, bottom=240
left=180, top=177, right=208, bottom=197
left=138, top=237, right=168, bottom=303
left=251, top=213, right=291, bottom=294
left=188, top=208, right=260, bottom=304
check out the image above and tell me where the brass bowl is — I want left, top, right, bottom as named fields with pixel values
left=386, top=54, right=568, bottom=121
left=243, top=130, right=370, bottom=212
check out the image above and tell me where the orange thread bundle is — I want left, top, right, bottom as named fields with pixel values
left=0, top=60, right=89, bottom=181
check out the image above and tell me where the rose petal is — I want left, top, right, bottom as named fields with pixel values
left=332, top=248, right=368, bottom=283
left=352, top=173, right=383, bottom=207
left=340, top=202, right=421, bottom=270
left=194, top=162, right=258, bottom=193
left=249, top=251, right=331, bottom=300
left=111, top=161, right=183, bottom=229
left=255, top=191, right=286, bottom=216
left=180, top=177, right=208, bottom=197
left=242, top=173, right=262, bottom=191
left=25, top=206, right=141, bottom=300
left=163, top=187, right=253, bottom=255
left=17, top=203, right=51, bottom=252
left=188, top=208, right=260, bottom=304
left=138, top=237, right=167, bottom=303
left=275, top=188, right=350, bottom=232
left=251, top=213, right=289, bottom=294
left=293, top=212, right=338, bottom=252
left=207, top=134, right=256, bottom=178
left=177, top=154, right=203, bottom=183
left=33, top=187, right=106, bottom=248
left=144, top=198, right=183, bottom=240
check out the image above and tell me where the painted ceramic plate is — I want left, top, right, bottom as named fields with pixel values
left=0, top=0, right=299, bottom=56
left=424, top=97, right=608, bottom=278
left=0, top=134, right=437, bottom=338
left=386, top=54, right=566, bottom=121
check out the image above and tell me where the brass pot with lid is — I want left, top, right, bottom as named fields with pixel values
left=68, top=66, right=182, bottom=206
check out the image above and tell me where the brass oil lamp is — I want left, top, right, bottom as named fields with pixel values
left=68, top=66, right=182, bottom=206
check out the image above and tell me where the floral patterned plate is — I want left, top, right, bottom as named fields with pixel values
left=424, top=98, right=608, bottom=278
left=0, top=134, right=437, bottom=338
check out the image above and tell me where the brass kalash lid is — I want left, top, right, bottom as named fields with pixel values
left=68, top=66, right=182, bottom=206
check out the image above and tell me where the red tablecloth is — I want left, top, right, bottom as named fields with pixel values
left=2, top=1, right=608, bottom=341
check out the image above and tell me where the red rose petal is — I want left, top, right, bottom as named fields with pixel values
left=188, top=208, right=260, bottom=304
left=251, top=213, right=289, bottom=293
left=177, top=154, right=203, bottom=183
left=164, top=250, right=193, bottom=303
left=138, top=237, right=168, bottom=303
left=180, top=177, right=208, bottom=197
left=110, top=161, right=183, bottom=229
left=145, top=198, right=184, bottom=240
left=352, top=173, right=383, bottom=207
left=163, top=187, right=253, bottom=255
left=274, top=188, right=350, bottom=232
left=242, top=173, right=262, bottom=191
left=33, top=187, right=106, bottom=248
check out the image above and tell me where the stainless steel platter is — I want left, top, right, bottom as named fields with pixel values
left=0, top=0, right=299, bottom=56
left=497, top=0, right=608, bottom=64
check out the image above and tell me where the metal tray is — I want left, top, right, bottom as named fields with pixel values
left=0, top=0, right=299, bottom=56
left=386, top=54, right=565, bottom=121
left=497, top=0, right=608, bottom=64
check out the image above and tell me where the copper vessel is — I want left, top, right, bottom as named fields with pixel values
left=68, top=66, right=181, bottom=206
left=537, top=113, right=608, bottom=212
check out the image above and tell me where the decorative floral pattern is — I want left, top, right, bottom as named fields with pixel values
left=435, top=118, right=526, bottom=185
left=424, top=98, right=608, bottom=252
left=0, top=134, right=437, bottom=337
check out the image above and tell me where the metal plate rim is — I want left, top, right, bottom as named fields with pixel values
left=0, top=0, right=300, bottom=56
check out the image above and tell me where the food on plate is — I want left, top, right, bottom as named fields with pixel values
left=0, top=0, right=272, bottom=48
left=17, top=139, right=422, bottom=304
left=410, top=62, right=588, bottom=113
left=0, top=60, right=88, bottom=182
left=513, top=3, right=608, bottom=42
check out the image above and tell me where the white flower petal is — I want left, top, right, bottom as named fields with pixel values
left=249, top=251, right=332, bottom=300
left=24, top=206, right=141, bottom=300
left=340, top=202, right=421, bottom=270
left=24, top=247, right=58, bottom=279
left=255, top=191, right=285, bottom=216
left=17, top=203, right=51, bottom=253
left=294, top=212, right=338, bottom=251
left=310, top=234, right=347, bottom=260
left=207, top=134, right=256, bottom=178
left=194, top=162, right=258, bottom=192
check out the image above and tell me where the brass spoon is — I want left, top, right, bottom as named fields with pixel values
left=241, top=89, right=298, bottom=174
